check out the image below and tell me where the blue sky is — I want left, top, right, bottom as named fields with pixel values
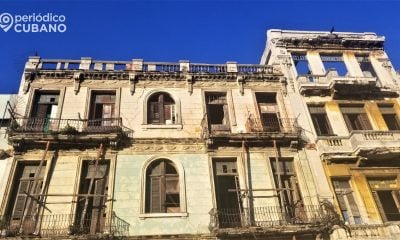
left=0, top=0, right=399, bottom=93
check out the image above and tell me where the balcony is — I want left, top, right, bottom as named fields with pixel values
left=7, top=117, right=132, bottom=147
left=245, top=115, right=301, bottom=139
left=316, top=130, right=400, bottom=161
left=297, top=70, right=377, bottom=96
left=209, top=204, right=338, bottom=236
left=350, top=130, right=400, bottom=159
left=0, top=212, right=129, bottom=237
left=316, top=136, right=353, bottom=156
left=200, top=114, right=300, bottom=145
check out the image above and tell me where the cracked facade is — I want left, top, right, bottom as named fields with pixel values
left=0, top=29, right=399, bottom=239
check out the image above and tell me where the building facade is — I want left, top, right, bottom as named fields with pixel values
left=262, top=29, right=400, bottom=239
left=0, top=29, right=399, bottom=240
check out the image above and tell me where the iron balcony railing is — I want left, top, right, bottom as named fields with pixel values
left=201, top=113, right=300, bottom=139
left=0, top=212, right=130, bottom=237
left=209, top=204, right=337, bottom=230
left=8, top=117, right=132, bottom=137
left=245, top=115, right=301, bottom=135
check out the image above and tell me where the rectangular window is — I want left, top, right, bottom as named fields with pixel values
left=75, top=160, right=109, bottom=234
left=368, top=178, right=400, bottom=222
left=320, top=53, right=348, bottom=76
left=205, top=93, right=230, bottom=131
left=379, top=104, right=400, bottom=130
left=270, top=158, right=302, bottom=219
left=29, top=91, right=59, bottom=132
left=212, top=158, right=242, bottom=228
left=340, top=104, right=372, bottom=131
left=255, top=92, right=281, bottom=132
left=309, top=105, right=333, bottom=136
left=6, top=162, right=46, bottom=234
left=332, top=179, right=362, bottom=224
left=89, top=92, right=116, bottom=127
left=356, top=54, right=377, bottom=78
left=292, top=53, right=311, bottom=75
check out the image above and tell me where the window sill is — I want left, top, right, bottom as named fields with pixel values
left=142, top=124, right=183, bottom=130
left=139, top=212, right=188, bottom=219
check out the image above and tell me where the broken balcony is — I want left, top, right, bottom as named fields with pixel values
left=297, top=69, right=377, bottom=96
left=7, top=117, right=132, bottom=147
left=0, top=212, right=130, bottom=238
left=201, top=114, right=300, bottom=144
left=209, top=204, right=337, bottom=236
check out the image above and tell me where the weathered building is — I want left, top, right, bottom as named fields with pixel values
left=1, top=29, right=399, bottom=240
left=0, top=55, right=337, bottom=239
left=261, top=29, right=400, bottom=239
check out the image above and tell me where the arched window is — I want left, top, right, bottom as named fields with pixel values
left=147, top=93, right=176, bottom=124
left=145, top=159, right=180, bottom=213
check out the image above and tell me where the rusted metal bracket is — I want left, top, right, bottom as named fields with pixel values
left=186, top=74, right=193, bottom=95
left=237, top=75, right=245, bottom=95
left=73, top=72, right=84, bottom=95
left=129, top=73, right=137, bottom=95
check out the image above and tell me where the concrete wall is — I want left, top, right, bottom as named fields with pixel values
left=113, top=153, right=213, bottom=236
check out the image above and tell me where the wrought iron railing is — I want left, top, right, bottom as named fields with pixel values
left=8, top=117, right=132, bottom=137
left=0, top=212, right=129, bottom=237
left=209, top=204, right=337, bottom=230
left=245, top=115, right=301, bottom=135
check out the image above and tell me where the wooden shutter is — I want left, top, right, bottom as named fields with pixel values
left=222, top=105, right=230, bottom=128
left=336, top=193, right=347, bottom=210
left=343, top=114, right=354, bottom=131
left=164, top=105, right=172, bottom=122
left=149, top=102, right=160, bottom=123
left=357, top=113, right=372, bottom=130
left=12, top=181, right=30, bottom=220
left=372, top=191, right=387, bottom=222
left=150, top=176, right=163, bottom=213
left=346, top=194, right=360, bottom=217
left=34, top=104, right=49, bottom=118
left=91, top=179, right=105, bottom=234
left=166, top=176, right=179, bottom=194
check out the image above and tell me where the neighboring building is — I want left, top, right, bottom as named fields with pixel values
left=261, top=29, right=400, bottom=239
left=0, top=94, right=17, bottom=207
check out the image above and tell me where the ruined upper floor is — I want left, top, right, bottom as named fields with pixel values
left=261, top=29, right=399, bottom=97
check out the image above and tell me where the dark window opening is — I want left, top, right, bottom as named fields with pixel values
left=309, top=105, right=333, bottom=136
left=379, top=104, right=400, bottom=130
left=148, top=93, right=176, bottom=124
left=145, top=159, right=180, bottom=213
left=320, top=54, right=348, bottom=76
left=89, top=92, right=116, bottom=127
left=368, top=178, right=400, bottom=222
left=213, top=159, right=242, bottom=228
left=6, top=163, right=45, bottom=234
left=292, top=53, right=311, bottom=75
left=332, top=179, right=362, bottom=224
left=75, top=161, right=109, bottom=234
left=373, top=190, right=400, bottom=222
left=30, top=92, right=59, bottom=132
left=340, top=105, right=372, bottom=131
left=205, top=93, right=230, bottom=131
left=356, top=55, right=377, bottom=78
left=255, top=93, right=280, bottom=132
left=382, top=114, right=400, bottom=130
left=270, top=158, right=302, bottom=219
